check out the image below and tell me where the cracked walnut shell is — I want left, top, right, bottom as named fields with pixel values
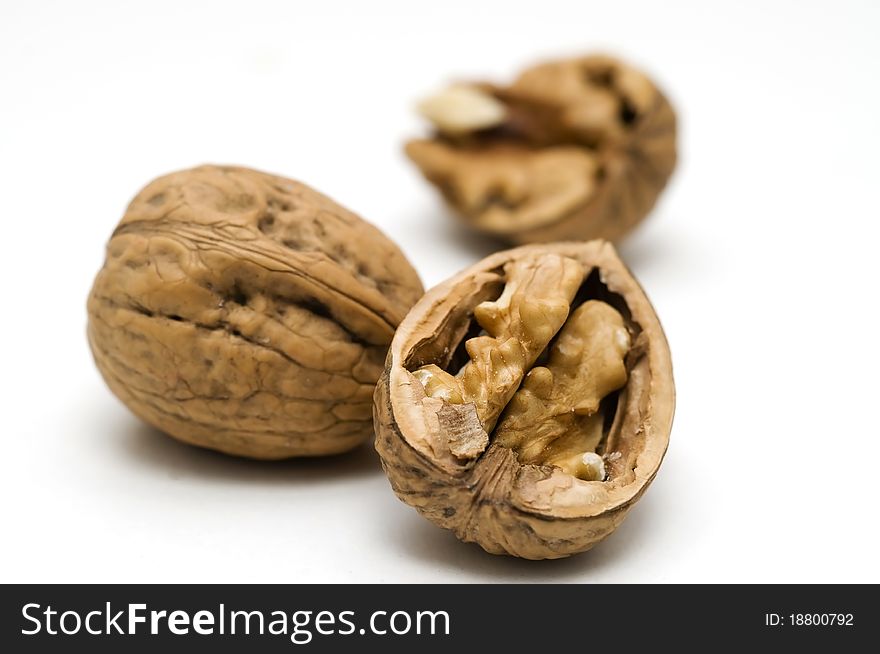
left=406, top=54, right=677, bottom=244
left=373, top=241, right=673, bottom=559
left=88, top=165, right=423, bottom=459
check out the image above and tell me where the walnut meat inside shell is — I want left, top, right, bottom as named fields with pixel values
left=406, top=54, right=677, bottom=244
left=88, top=165, right=423, bottom=459
left=373, top=241, right=673, bottom=559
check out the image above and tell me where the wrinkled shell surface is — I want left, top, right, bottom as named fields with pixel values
left=406, top=54, right=677, bottom=244
left=88, top=165, right=423, bottom=459
left=374, top=241, right=673, bottom=559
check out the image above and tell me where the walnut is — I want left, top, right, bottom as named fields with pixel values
left=373, top=241, right=674, bottom=559
left=406, top=55, right=677, bottom=244
left=88, top=165, right=423, bottom=459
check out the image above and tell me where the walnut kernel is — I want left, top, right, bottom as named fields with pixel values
left=373, top=241, right=674, bottom=559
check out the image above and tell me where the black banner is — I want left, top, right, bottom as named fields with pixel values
left=1, top=585, right=873, bottom=651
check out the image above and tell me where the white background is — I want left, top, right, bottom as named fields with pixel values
left=1, top=0, right=878, bottom=583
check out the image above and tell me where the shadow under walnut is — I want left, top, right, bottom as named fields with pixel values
left=88, top=165, right=423, bottom=459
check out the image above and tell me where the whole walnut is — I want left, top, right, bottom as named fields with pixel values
left=88, top=165, right=424, bottom=459
left=406, top=54, right=677, bottom=244
left=374, top=241, right=673, bottom=559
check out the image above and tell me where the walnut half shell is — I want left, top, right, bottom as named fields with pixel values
left=373, top=241, right=673, bottom=559
left=406, top=54, right=677, bottom=244
left=88, top=165, right=423, bottom=459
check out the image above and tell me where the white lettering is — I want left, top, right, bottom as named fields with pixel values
left=106, top=603, right=124, bottom=634
left=193, top=610, right=214, bottom=635
left=59, top=611, right=81, bottom=635
left=370, top=611, right=387, bottom=635
left=21, top=603, right=41, bottom=635
left=128, top=603, right=146, bottom=634
left=167, top=610, right=190, bottom=635
left=85, top=610, right=102, bottom=635
left=390, top=611, right=411, bottom=635
left=150, top=610, right=167, bottom=634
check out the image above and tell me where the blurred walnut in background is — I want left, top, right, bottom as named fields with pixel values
left=407, top=54, right=677, bottom=244
left=88, top=165, right=423, bottom=459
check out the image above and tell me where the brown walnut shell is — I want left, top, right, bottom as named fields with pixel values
left=373, top=241, right=673, bottom=559
left=406, top=54, right=677, bottom=244
left=88, top=165, right=423, bottom=459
